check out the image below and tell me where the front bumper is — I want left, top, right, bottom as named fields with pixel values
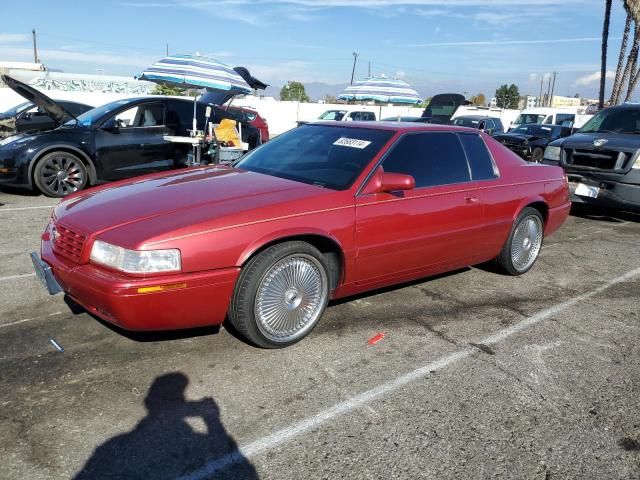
left=566, top=173, right=640, bottom=212
left=36, top=239, right=240, bottom=331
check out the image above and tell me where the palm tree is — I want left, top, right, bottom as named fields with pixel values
left=600, top=0, right=613, bottom=109
left=610, top=3, right=632, bottom=104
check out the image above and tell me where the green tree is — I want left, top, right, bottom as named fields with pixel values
left=151, top=83, right=187, bottom=96
left=470, top=93, right=486, bottom=106
left=280, top=81, right=310, bottom=102
left=494, top=84, right=520, bottom=109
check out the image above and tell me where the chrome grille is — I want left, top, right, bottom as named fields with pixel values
left=53, top=224, right=86, bottom=262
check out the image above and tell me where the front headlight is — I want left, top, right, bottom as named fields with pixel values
left=544, top=145, right=561, bottom=161
left=90, top=240, right=181, bottom=274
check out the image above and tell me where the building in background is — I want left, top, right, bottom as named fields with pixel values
left=550, top=95, right=581, bottom=108
left=526, top=95, right=538, bottom=108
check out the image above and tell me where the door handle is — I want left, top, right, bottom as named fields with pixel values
left=465, top=196, right=479, bottom=204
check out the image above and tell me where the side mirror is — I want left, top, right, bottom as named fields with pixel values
left=362, top=167, right=415, bottom=195
left=101, top=119, right=120, bottom=132
left=205, top=105, right=212, bottom=118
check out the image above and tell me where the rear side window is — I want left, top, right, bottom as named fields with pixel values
left=382, top=132, right=471, bottom=188
left=458, top=133, right=497, bottom=181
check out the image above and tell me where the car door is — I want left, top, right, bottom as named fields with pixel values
left=354, top=131, right=486, bottom=285
left=94, top=101, right=172, bottom=180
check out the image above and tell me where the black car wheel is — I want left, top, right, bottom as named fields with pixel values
left=531, top=147, right=544, bottom=163
left=33, top=151, right=88, bottom=198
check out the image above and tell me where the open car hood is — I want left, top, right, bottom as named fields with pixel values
left=199, top=66, right=268, bottom=105
left=1, top=74, right=77, bottom=126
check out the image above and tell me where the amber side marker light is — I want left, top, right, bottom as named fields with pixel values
left=137, top=283, right=187, bottom=294
left=0, top=168, right=11, bottom=173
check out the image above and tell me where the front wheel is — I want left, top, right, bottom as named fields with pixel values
left=33, top=151, right=88, bottom=197
left=496, top=207, right=544, bottom=275
left=229, top=241, right=330, bottom=348
left=530, top=147, right=544, bottom=163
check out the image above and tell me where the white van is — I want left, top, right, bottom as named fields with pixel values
left=509, top=107, right=588, bottom=131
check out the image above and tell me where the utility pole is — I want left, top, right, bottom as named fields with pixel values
left=546, top=76, right=552, bottom=107
left=538, top=74, right=544, bottom=107
left=368, top=61, right=371, bottom=78
left=350, top=52, right=359, bottom=85
left=166, top=43, right=169, bottom=56
left=32, top=29, right=39, bottom=64
left=549, top=72, right=557, bottom=107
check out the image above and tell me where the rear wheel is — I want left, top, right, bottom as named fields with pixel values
left=229, top=241, right=330, bottom=348
left=531, top=147, right=544, bottom=163
left=33, top=151, right=88, bottom=197
left=497, top=207, right=544, bottom=275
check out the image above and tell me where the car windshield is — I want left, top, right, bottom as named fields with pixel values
left=513, top=113, right=546, bottom=125
left=511, top=125, right=553, bottom=137
left=424, top=101, right=456, bottom=117
left=579, top=108, right=640, bottom=134
left=452, top=117, right=481, bottom=127
left=2, top=101, right=32, bottom=116
left=66, top=99, right=135, bottom=126
left=235, top=124, right=394, bottom=190
left=318, top=110, right=346, bottom=121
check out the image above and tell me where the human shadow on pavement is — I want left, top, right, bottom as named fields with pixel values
left=73, top=372, right=258, bottom=480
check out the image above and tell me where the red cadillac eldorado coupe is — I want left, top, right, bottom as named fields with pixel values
left=32, top=122, right=571, bottom=348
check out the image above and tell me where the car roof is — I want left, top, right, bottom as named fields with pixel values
left=455, top=115, right=492, bottom=120
left=310, top=120, right=478, bottom=133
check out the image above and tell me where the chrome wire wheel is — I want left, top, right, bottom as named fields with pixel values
left=39, top=154, right=86, bottom=196
left=510, top=214, right=543, bottom=272
left=254, top=253, right=328, bottom=343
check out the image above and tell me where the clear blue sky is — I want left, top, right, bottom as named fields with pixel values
left=0, top=0, right=630, bottom=99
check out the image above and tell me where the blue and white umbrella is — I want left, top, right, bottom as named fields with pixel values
left=137, top=54, right=252, bottom=93
left=338, top=77, right=421, bottom=104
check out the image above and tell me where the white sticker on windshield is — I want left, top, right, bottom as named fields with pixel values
left=333, top=138, right=371, bottom=149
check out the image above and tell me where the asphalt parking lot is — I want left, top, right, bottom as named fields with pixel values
left=0, top=187, right=639, bottom=480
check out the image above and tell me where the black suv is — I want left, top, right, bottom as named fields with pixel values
left=543, top=104, right=640, bottom=212
left=0, top=75, right=259, bottom=197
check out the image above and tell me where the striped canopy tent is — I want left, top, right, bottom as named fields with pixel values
left=137, top=54, right=252, bottom=93
left=337, top=77, right=422, bottom=104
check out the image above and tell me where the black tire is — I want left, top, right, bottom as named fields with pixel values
left=531, top=147, right=544, bottom=163
left=229, top=241, right=330, bottom=348
left=33, top=151, right=88, bottom=197
left=496, top=207, right=545, bottom=275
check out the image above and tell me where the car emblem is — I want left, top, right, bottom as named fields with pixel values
left=51, top=226, right=60, bottom=243
left=593, top=138, right=608, bottom=148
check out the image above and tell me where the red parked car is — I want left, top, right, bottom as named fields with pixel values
left=32, top=122, right=570, bottom=348
left=224, top=105, right=269, bottom=143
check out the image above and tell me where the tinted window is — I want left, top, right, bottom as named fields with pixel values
left=555, top=113, right=575, bottom=126
left=580, top=107, right=640, bottom=134
left=453, top=117, right=481, bottom=128
left=382, top=132, right=471, bottom=188
left=458, top=134, right=497, bottom=181
left=59, top=101, right=86, bottom=116
left=113, top=103, right=164, bottom=128
left=236, top=124, right=393, bottom=190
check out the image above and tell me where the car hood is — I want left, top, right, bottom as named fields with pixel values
left=54, top=166, right=340, bottom=247
left=493, top=133, right=535, bottom=144
left=555, top=131, right=640, bottom=150
left=1, top=74, right=77, bottom=126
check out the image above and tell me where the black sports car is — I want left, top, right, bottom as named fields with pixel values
left=0, top=75, right=261, bottom=197
left=493, top=124, right=572, bottom=163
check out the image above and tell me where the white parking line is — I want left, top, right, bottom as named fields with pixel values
left=177, top=266, right=640, bottom=480
left=0, top=273, right=36, bottom=282
left=0, top=205, right=57, bottom=212
left=0, top=311, right=64, bottom=329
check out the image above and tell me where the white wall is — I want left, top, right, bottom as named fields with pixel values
left=0, top=88, right=141, bottom=111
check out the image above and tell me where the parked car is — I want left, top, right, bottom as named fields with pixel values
left=543, top=103, right=640, bottom=212
left=452, top=115, right=504, bottom=135
left=381, top=115, right=421, bottom=122
left=0, top=99, right=93, bottom=138
left=417, top=93, right=470, bottom=124
left=32, top=122, right=570, bottom=348
left=494, top=124, right=572, bottom=163
left=509, top=107, right=587, bottom=131
left=0, top=75, right=260, bottom=197
left=298, top=108, right=377, bottom=126
left=216, top=105, right=269, bottom=143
